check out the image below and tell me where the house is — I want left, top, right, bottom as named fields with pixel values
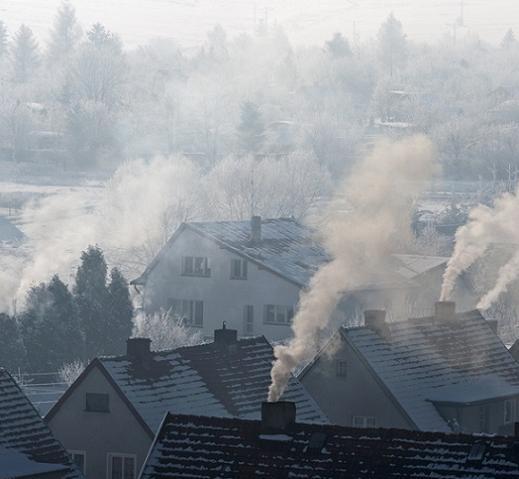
left=300, top=301, right=519, bottom=435
left=131, top=215, right=454, bottom=340
left=0, top=368, right=81, bottom=478
left=139, top=400, right=519, bottom=479
left=46, top=327, right=325, bottom=479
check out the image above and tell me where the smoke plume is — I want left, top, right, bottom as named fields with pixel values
left=440, top=185, right=519, bottom=307
left=268, top=135, right=437, bottom=402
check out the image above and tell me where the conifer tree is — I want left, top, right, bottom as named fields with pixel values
left=47, top=1, right=81, bottom=64
left=0, top=313, right=26, bottom=372
left=11, top=24, right=40, bottom=83
left=106, top=267, right=134, bottom=355
left=237, top=101, right=265, bottom=155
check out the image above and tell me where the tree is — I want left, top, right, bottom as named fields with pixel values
left=0, top=21, right=8, bottom=60
left=377, top=13, right=407, bottom=77
left=47, top=1, right=82, bottom=63
left=326, top=33, right=351, bottom=58
left=20, top=275, right=82, bottom=372
left=87, top=22, right=121, bottom=49
left=237, top=102, right=265, bottom=155
left=74, top=246, right=110, bottom=359
left=0, top=313, right=26, bottom=372
left=11, top=25, right=40, bottom=83
left=501, top=29, right=516, bottom=49
left=106, top=268, right=134, bottom=355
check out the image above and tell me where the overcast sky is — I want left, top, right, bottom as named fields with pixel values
left=2, top=1, right=519, bottom=49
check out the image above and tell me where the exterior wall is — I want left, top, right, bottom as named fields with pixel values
left=300, top=335, right=414, bottom=429
left=47, top=366, right=151, bottom=479
left=142, top=228, right=301, bottom=341
left=435, top=397, right=519, bottom=435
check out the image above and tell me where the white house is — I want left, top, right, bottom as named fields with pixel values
left=131, top=216, right=457, bottom=340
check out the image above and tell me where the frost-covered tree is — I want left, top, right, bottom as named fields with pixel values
left=237, top=101, right=265, bottom=155
left=47, top=1, right=82, bottom=63
left=0, top=313, right=26, bottom=372
left=11, top=25, right=40, bottom=83
left=501, top=29, right=516, bottom=49
left=0, top=21, right=8, bottom=60
left=325, top=32, right=351, bottom=58
left=377, top=13, right=407, bottom=77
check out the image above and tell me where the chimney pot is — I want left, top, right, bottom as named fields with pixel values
left=214, top=323, right=238, bottom=345
left=251, top=215, right=262, bottom=243
left=261, top=401, right=296, bottom=432
left=364, top=310, right=389, bottom=338
left=434, top=301, right=456, bottom=321
left=126, top=337, right=152, bottom=364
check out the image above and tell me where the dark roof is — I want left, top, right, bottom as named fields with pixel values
left=0, top=369, right=81, bottom=479
left=47, top=336, right=326, bottom=435
left=303, top=309, right=519, bottom=432
left=140, top=412, right=519, bottom=479
left=132, top=218, right=329, bottom=286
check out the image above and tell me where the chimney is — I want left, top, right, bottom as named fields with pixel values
left=214, top=322, right=238, bottom=345
left=250, top=215, right=262, bottom=243
left=126, top=337, right=152, bottom=365
left=434, top=301, right=456, bottom=321
left=261, top=401, right=296, bottom=432
left=364, top=310, right=389, bottom=338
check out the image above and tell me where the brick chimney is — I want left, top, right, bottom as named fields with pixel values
left=261, top=401, right=296, bottom=432
left=250, top=215, right=262, bottom=243
left=127, top=337, right=152, bottom=365
left=364, top=310, right=389, bottom=338
left=214, top=322, right=238, bottom=345
left=434, top=301, right=456, bottom=321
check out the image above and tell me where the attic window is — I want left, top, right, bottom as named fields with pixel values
left=468, top=443, right=486, bottom=462
left=182, top=256, right=211, bottom=277
left=85, top=393, right=109, bottom=413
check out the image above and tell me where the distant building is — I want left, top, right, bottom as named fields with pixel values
left=0, top=368, right=81, bottom=478
left=140, top=400, right=519, bottom=479
left=300, top=302, right=519, bottom=435
left=45, top=327, right=325, bottom=479
left=131, top=216, right=454, bottom=341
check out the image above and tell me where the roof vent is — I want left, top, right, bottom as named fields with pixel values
left=467, top=443, right=486, bottom=462
left=306, top=432, right=327, bottom=454
left=261, top=401, right=296, bottom=432
left=127, top=337, right=153, bottom=370
left=214, top=322, right=238, bottom=345
left=250, top=215, right=262, bottom=243
left=434, top=301, right=456, bottom=321
left=364, top=310, right=389, bottom=338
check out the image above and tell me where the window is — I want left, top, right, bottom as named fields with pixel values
left=263, top=305, right=294, bottom=325
left=85, top=393, right=109, bottom=413
left=107, top=453, right=136, bottom=479
left=335, top=360, right=347, bottom=378
left=181, top=256, right=211, bottom=277
left=243, top=305, right=254, bottom=335
left=479, top=405, right=489, bottom=433
left=169, top=299, right=204, bottom=327
left=70, top=451, right=86, bottom=474
left=505, top=399, right=516, bottom=424
left=231, top=258, right=248, bottom=279
left=352, top=416, right=376, bottom=428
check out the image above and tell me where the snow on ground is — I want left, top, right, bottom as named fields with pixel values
left=2, top=0, right=519, bottom=50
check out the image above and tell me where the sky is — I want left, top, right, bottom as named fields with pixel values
left=2, top=0, right=519, bottom=50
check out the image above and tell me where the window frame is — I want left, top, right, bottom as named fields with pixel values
left=85, top=392, right=110, bottom=413
left=106, top=452, right=136, bottom=479
left=230, top=258, right=248, bottom=280
left=352, top=416, right=376, bottom=428
left=69, top=450, right=86, bottom=475
left=335, top=359, right=347, bottom=378
left=169, top=298, right=204, bottom=328
left=504, top=398, right=516, bottom=424
left=263, top=304, right=294, bottom=325
left=243, top=305, right=254, bottom=335
left=181, top=256, right=211, bottom=277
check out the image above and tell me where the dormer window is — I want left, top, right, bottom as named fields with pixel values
left=230, top=258, right=248, bottom=280
left=182, top=256, right=211, bottom=277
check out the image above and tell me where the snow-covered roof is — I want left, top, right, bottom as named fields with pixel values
left=94, top=336, right=326, bottom=433
left=140, top=412, right=519, bottom=479
left=0, top=369, right=81, bottom=479
left=133, top=217, right=448, bottom=289
left=341, top=310, right=519, bottom=432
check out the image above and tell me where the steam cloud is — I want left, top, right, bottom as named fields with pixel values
left=440, top=185, right=519, bottom=309
left=268, top=135, right=437, bottom=402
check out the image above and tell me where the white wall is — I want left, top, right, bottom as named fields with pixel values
left=143, top=228, right=301, bottom=341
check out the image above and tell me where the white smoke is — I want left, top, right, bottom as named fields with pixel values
left=268, top=135, right=437, bottom=402
left=440, top=185, right=519, bottom=308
